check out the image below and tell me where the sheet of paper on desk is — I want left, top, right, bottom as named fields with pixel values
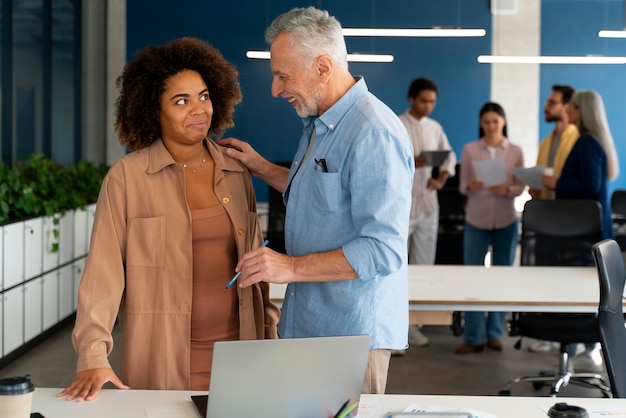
left=418, top=150, right=450, bottom=167
left=403, top=404, right=496, bottom=418
left=472, top=157, right=506, bottom=188
left=355, top=395, right=382, bottom=416
left=512, top=165, right=545, bottom=189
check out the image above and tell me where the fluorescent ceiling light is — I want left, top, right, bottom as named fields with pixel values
left=598, top=30, right=626, bottom=38
left=477, top=55, right=626, bottom=64
left=346, top=54, right=394, bottom=63
left=342, top=28, right=486, bottom=37
left=246, top=50, right=394, bottom=63
left=246, top=51, right=270, bottom=60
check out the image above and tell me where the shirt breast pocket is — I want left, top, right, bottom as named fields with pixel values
left=310, top=171, right=346, bottom=213
left=126, top=216, right=165, bottom=267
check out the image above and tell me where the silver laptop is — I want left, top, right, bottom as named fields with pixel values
left=197, top=335, right=370, bottom=418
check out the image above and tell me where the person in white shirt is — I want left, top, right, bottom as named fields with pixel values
left=398, top=77, right=456, bottom=348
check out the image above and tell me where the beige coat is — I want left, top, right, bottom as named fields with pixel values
left=72, top=139, right=279, bottom=390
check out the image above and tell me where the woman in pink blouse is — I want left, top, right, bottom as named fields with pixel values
left=456, top=102, right=524, bottom=354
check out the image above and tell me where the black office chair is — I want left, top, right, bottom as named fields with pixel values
left=433, top=164, right=467, bottom=336
left=266, top=162, right=291, bottom=255
left=592, top=239, right=626, bottom=398
left=434, top=164, right=466, bottom=266
left=267, top=185, right=287, bottom=254
left=499, top=199, right=611, bottom=397
left=611, top=190, right=626, bottom=250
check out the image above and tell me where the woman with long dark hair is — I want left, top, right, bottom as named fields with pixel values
left=456, top=102, right=524, bottom=354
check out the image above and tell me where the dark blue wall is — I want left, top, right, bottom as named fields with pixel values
left=126, top=0, right=491, bottom=201
left=127, top=0, right=625, bottom=202
left=541, top=0, right=626, bottom=195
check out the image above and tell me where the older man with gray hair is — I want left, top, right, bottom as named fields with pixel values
left=218, top=6, right=414, bottom=393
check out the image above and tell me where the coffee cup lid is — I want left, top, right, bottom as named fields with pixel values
left=0, top=374, right=34, bottom=395
left=548, top=402, right=589, bottom=418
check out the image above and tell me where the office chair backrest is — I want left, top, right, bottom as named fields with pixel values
left=521, top=199, right=603, bottom=266
left=611, top=190, right=626, bottom=219
left=266, top=161, right=291, bottom=254
left=434, top=163, right=466, bottom=218
left=434, top=163, right=466, bottom=265
left=592, top=238, right=626, bottom=398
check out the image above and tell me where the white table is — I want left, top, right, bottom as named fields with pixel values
left=270, top=265, right=601, bottom=313
left=405, top=265, right=601, bottom=313
left=32, top=388, right=626, bottom=418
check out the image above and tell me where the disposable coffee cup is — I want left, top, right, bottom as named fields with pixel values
left=544, top=167, right=555, bottom=176
left=0, top=374, right=34, bottom=418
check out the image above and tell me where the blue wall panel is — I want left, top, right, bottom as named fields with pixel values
left=127, top=1, right=625, bottom=202
left=541, top=0, right=626, bottom=196
left=126, top=0, right=492, bottom=201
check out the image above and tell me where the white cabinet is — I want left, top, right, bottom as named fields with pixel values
left=0, top=209, right=96, bottom=362
left=24, top=277, right=42, bottom=342
left=73, top=208, right=88, bottom=259
left=73, top=258, right=85, bottom=311
left=87, top=204, right=96, bottom=250
left=3, top=221, right=25, bottom=290
left=24, top=218, right=43, bottom=281
left=42, top=270, right=59, bottom=331
left=59, top=264, right=73, bottom=320
left=42, top=216, right=59, bottom=272
left=0, top=225, right=3, bottom=291
left=59, top=210, right=74, bottom=265
left=0, top=297, right=3, bottom=357
left=3, top=285, right=24, bottom=355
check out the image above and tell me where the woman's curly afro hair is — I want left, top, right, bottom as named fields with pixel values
left=114, top=37, right=242, bottom=151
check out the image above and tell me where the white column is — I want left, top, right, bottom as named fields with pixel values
left=106, top=0, right=127, bottom=165
left=490, top=0, right=541, bottom=167
left=82, top=0, right=126, bottom=165
left=82, top=0, right=106, bottom=163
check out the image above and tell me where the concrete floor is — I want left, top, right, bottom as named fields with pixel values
left=0, top=323, right=610, bottom=399
left=386, top=326, right=609, bottom=398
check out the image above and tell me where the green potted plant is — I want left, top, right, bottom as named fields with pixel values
left=0, top=154, right=109, bottom=250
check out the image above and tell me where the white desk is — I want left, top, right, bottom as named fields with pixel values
left=32, top=388, right=626, bottom=418
left=270, top=265, right=601, bottom=313
left=405, top=265, right=600, bottom=313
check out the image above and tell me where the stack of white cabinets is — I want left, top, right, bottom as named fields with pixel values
left=0, top=203, right=96, bottom=359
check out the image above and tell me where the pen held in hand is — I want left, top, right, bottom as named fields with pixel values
left=225, top=239, right=269, bottom=289
left=333, top=399, right=357, bottom=418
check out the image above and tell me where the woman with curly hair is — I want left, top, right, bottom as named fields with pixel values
left=58, top=37, right=279, bottom=401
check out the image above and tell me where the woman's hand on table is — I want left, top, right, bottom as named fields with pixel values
left=57, top=368, right=130, bottom=402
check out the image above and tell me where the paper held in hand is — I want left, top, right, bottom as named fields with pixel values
left=512, top=165, right=546, bottom=190
left=418, top=150, right=450, bottom=167
left=472, top=157, right=506, bottom=187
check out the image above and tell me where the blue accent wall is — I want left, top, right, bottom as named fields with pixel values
left=541, top=0, right=626, bottom=196
left=126, top=0, right=491, bottom=201
left=127, top=0, right=625, bottom=202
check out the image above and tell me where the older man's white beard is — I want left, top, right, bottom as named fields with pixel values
left=295, top=87, right=323, bottom=118
left=296, top=105, right=315, bottom=118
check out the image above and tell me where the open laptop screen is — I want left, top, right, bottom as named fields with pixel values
left=192, top=335, right=370, bottom=418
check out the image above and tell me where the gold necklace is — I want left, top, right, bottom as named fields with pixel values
left=180, top=150, right=207, bottom=174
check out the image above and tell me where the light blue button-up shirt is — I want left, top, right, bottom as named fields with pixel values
left=278, top=77, right=415, bottom=349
